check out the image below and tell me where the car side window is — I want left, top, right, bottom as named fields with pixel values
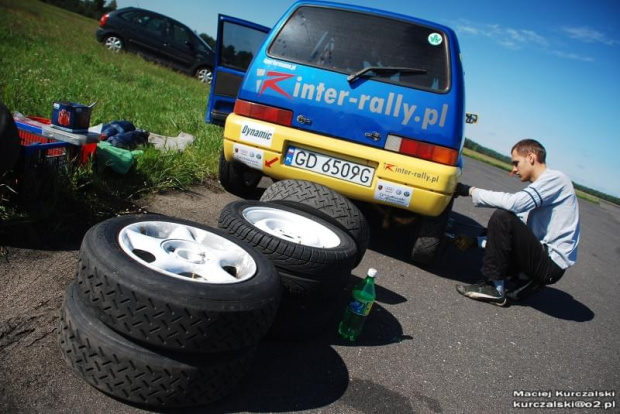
left=220, top=21, right=268, bottom=71
left=170, top=22, right=191, bottom=45
left=134, top=13, right=166, bottom=34
left=120, top=10, right=140, bottom=22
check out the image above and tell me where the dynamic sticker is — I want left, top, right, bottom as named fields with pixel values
left=232, top=143, right=264, bottom=171
left=374, top=180, right=413, bottom=207
left=239, top=122, right=275, bottom=147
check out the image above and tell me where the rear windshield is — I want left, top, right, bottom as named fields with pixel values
left=268, top=6, right=450, bottom=92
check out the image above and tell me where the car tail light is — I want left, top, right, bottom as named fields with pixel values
left=234, top=99, right=292, bottom=126
left=99, top=13, right=109, bottom=27
left=385, top=134, right=458, bottom=166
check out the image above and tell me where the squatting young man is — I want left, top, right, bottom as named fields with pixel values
left=454, top=139, right=580, bottom=306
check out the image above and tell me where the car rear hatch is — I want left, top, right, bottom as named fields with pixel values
left=236, top=3, right=465, bottom=164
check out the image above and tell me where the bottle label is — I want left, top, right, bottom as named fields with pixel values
left=348, top=299, right=373, bottom=316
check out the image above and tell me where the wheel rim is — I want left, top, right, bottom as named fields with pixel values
left=196, top=68, right=212, bottom=84
left=105, top=36, right=122, bottom=52
left=118, top=221, right=257, bottom=283
left=242, top=206, right=341, bottom=248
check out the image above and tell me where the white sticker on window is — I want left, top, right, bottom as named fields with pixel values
left=374, top=180, right=413, bottom=207
left=232, top=143, right=264, bottom=171
left=428, top=33, right=443, bottom=46
left=239, top=122, right=275, bottom=147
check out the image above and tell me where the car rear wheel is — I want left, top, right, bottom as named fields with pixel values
left=218, top=150, right=263, bottom=197
left=103, top=35, right=123, bottom=52
left=195, top=66, right=213, bottom=84
left=410, top=199, right=453, bottom=265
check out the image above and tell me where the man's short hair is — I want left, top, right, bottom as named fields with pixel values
left=512, top=139, right=546, bottom=163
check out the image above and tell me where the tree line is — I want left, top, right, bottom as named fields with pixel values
left=464, top=138, right=619, bottom=205
left=39, top=0, right=217, bottom=47
left=39, top=0, right=117, bottom=19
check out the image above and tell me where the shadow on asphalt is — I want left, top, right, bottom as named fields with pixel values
left=0, top=219, right=88, bottom=251
left=366, top=210, right=595, bottom=322
left=153, top=273, right=408, bottom=414
left=510, top=288, right=595, bottom=322
left=367, top=210, right=487, bottom=283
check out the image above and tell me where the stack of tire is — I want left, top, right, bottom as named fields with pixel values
left=57, top=215, right=282, bottom=409
left=218, top=179, right=370, bottom=341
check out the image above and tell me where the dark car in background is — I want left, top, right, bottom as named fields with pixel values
left=96, top=7, right=215, bottom=83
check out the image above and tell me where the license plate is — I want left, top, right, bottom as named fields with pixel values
left=284, top=146, right=374, bottom=186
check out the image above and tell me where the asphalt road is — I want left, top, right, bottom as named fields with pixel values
left=1, top=157, right=619, bottom=413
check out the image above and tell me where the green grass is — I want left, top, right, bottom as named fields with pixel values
left=0, top=0, right=223, bottom=223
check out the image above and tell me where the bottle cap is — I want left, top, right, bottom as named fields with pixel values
left=367, top=268, right=377, bottom=278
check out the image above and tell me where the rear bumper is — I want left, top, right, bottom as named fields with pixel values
left=95, top=29, right=107, bottom=42
left=223, top=114, right=459, bottom=216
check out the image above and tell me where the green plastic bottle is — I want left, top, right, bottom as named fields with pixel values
left=338, top=268, right=377, bottom=341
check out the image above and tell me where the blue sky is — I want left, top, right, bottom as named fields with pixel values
left=116, top=0, right=620, bottom=197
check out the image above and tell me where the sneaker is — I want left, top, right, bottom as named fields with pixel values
left=456, top=281, right=507, bottom=306
left=506, top=279, right=545, bottom=301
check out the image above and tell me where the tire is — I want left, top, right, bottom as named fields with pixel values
left=195, top=66, right=213, bottom=84
left=278, top=268, right=350, bottom=299
left=260, top=179, right=369, bottom=266
left=410, top=199, right=454, bottom=265
left=218, top=200, right=358, bottom=276
left=266, top=285, right=343, bottom=342
left=59, top=283, right=255, bottom=408
left=218, top=150, right=263, bottom=197
left=74, top=214, right=281, bottom=354
left=103, top=35, right=123, bottom=52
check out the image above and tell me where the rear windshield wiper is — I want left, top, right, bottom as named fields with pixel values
left=347, top=66, right=427, bottom=83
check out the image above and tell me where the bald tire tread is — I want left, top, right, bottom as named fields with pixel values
left=59, top=283, right=255, bottom=408
left=75, top=214, right=281, bottom=354
left=411, top=200, right=454, bottom=265
left=260, top=179, right=369, bottom=266
left=218, top=200, right=358, bottom=276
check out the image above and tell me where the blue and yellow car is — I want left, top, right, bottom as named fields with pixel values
left=206, top=1, right=473, bottom=264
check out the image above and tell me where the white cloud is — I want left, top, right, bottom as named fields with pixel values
left=561, top=26, right=618, bottom=46
left=551, top=50, right=595, bottom=62
left=455, top=20, right=548, bottom=50
left=454, top=19, right=602, bottom=62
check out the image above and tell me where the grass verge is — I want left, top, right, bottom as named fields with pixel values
left=0, top=0, right=223, bottom=228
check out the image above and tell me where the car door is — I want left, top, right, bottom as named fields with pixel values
left=162, top=20, right=198, bottom=73
left=204, top=15, right=270, bottom=126
left=126, top=11, right=168, bottom=62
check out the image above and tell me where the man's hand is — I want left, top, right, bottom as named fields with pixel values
left=453, top=234, right=476, bottom=251
left=454, top=182, right=472, bottom=198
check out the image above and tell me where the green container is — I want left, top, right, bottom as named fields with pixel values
left=96, top=141, right=143, bottom=175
